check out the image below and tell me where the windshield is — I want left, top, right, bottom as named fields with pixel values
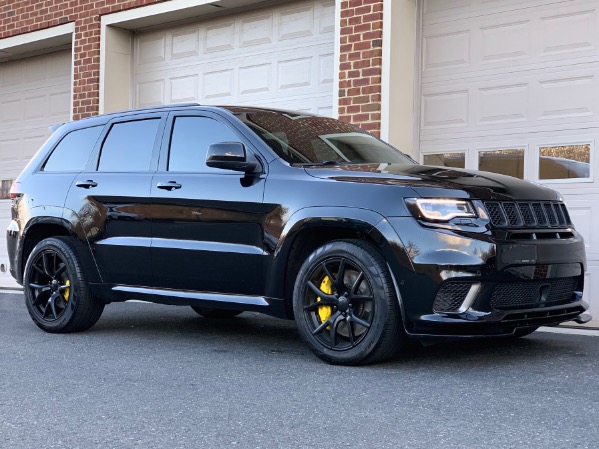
left=225, top=107, right=415, bottom=165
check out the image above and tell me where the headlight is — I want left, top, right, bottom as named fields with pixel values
left=406, top=198, right=476, bottom=222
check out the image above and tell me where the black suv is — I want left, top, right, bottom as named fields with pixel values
left=7, top=104, right=591, bottom=365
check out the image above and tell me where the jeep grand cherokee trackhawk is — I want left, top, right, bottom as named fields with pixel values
left=7, top=104, right=591, bottom=365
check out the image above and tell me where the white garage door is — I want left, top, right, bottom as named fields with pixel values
left=0, top=50, right=71, bottom=288
left=133, top=0, right=335, bottom=116
left=417, top=0, right=599, bottom=317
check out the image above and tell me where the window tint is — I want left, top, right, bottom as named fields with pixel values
left=98, top=119, right=160, bottom=172
left=44, top=126, right=103, bottom=172
left=168, top=116, right=240, bottom=172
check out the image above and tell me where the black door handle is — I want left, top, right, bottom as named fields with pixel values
left=75, top=180, right=98, bottom=189
left=156, top=181, right=182, bottom=191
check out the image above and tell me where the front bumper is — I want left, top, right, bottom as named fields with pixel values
left=380, top=217, right=589, bottom=337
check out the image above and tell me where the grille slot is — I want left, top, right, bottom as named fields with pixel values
left=490, top=277, right=578, bottom=310
left=433, top=282, right=472, bottom=313
left=531, top=203, right=547, bottom=226
left=503, top=202, right=522, bottom=226
left=543, top=203, right=557, bottom=226
left=560, top=204, right=572, bottom=225
left=485, top=201, right=571, bottom=229
left=485, top=202, right=506, bottom=226
left=518, top=203, right=535, bottom=226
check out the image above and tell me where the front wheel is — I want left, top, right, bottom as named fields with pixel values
left=293, top=240, right=405, bottom=365
left=23, top=237, right=104, bottom=333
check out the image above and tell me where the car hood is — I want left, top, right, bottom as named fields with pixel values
left=303, top=163, right=561, bottom=201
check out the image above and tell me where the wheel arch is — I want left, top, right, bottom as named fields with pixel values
left=18, top=217, right=101, bottom=284
left=267, top=207, right=408, bottom=319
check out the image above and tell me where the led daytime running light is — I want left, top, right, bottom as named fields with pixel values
left=414, top=198, right=476, bottom=221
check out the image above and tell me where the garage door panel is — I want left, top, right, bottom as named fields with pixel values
left=422, top=0, right=599, bottom=82
left=420, top=62, right=599, bottom=141
left=134, top=0, right=334, bottom=115
left=0, top=50, right=71, bottom=288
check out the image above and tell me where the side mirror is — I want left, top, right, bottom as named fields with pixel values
left=206, top=142, right=258, bottom=174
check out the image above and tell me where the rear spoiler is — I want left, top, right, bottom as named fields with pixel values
left=49, top=123, right=65, bottom=133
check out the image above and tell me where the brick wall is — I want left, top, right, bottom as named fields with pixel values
left=0, top=0, right=167, bottom=121
left=338, top=0, right=384, bottom=136
left=1, top=0, right=385, bottom=130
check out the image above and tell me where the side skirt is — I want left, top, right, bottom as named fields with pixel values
left=88, top=283, right=288, bottom=318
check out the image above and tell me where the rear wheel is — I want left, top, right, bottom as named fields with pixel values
left=293, top=240, right=405, bottom=365
left=23, top=237, right=104, bottom=333
left=191, top=307, right=243, bottom=318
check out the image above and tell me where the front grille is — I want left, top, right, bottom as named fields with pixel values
left=490, top=277, right=578, bottom=310
left=484, top=201, right=571, bottom=228
left=433, top=282, right=472, bottom=313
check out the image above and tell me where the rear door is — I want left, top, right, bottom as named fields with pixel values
left=151, top=111, right=268, bottom=295
left=64, top=113, right=166, bottom=286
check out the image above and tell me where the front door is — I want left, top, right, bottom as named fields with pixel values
left=151, top=112, right=268, bottom=295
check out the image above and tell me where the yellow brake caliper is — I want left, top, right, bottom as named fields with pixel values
left=63, top=280, right=71, bottom=302
left=317, top=276, right=333, bottom=324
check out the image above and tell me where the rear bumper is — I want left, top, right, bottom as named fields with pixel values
left=380, top=217, right=590, bottom=337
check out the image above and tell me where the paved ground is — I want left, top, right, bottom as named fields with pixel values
left=1, top=292, right=598, bottom=449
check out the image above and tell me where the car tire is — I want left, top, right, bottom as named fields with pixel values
left=512, top=326, right=539, bottom=338
left=191, top=307, right=243, bottom=318
left=23, top=237, right=104, bottom=333
left=293, top=240, right=405, bottom=365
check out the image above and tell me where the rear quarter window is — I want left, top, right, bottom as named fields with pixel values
left=43, top=126, right=103, bottom=172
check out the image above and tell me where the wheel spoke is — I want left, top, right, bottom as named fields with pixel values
left=336, top=259, right=346, bottom=291
left=306, top=281, right=336, bottom=302
left=55, top=263, right=67, bottom=278
left=33, top=263, right=46, bottom=277
left=50, top=298, right=58, bottom=320
left=42, top=252, right=51, bottom=277
left=312, top=311, right=341, bottom=336
left=346, top=318, right=355, bottom=346
left=52, top=252, right=58, bottom=277
left=321, top=262, right=336, bottom=288
left=58, top=284, right=70, bottom=292
left=330, top=317, right=339, bottom=348
left=351, top=271, right=364, bottom=294
left=350, top=295, right=374, bottom=302
left=33, top=291, right=49, bottom=307
left=304, top=301, right=335, bottom=312
left=349, top=311, right=371, bottom=329
left=29, top=283, right=50, bottom=291
left=41, top=301, right=51, bottom=318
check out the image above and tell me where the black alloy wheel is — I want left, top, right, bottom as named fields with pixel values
left=27, top=247, right=71, bottom=321
left=24, top=237, right=104, bottom=333
left=294, top=240, right=405, bottom=365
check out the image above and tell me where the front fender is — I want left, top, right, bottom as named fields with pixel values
left=266, top=207, right=414, bottom=310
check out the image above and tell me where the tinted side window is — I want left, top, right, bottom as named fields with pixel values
left=43, top=126, right=103, bottom=172
left=98, top=119, right=160, bottom=172
left=168, top=117, right=240, bottom=172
